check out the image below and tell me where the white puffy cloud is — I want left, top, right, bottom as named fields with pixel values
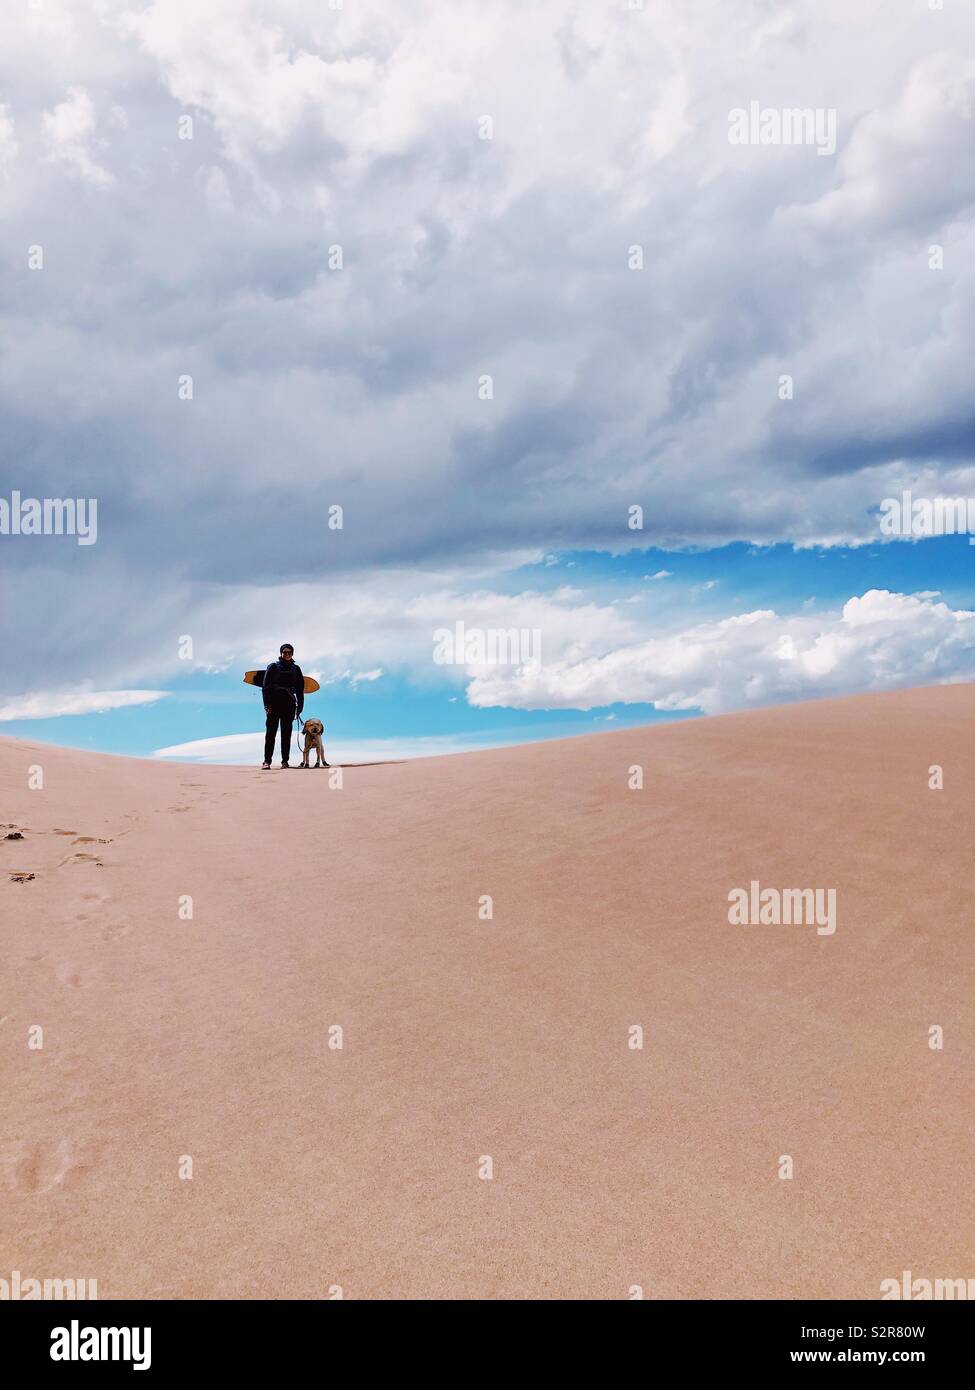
left=466, top=590, right=975, bottom=715
left=157, top=574, right=637, bottom=688
left=42, top=86, right=114, bottom=187
left=0, top=104, right=16, bottom=173
left=0, top=689, right=167, bottom=721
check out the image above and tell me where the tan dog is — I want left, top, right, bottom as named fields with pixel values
left=299, top=718, right=328, bottom=768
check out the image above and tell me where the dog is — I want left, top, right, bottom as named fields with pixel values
left=299, top=718, right=328, bottom=768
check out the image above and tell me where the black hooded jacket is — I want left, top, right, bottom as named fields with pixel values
left=263, top=658, right=304, bottom=716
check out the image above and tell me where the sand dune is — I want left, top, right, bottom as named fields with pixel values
left=1, top=684, right=972, bottom=1300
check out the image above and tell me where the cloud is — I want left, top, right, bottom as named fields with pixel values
left=465, top=590, right=975, bottom=715
left=0, top=564, right=635, bottom=697
left=0, top=104, right=16, bottom=173
left=2, top=1, right=975, bottom=698
left=41, top=86, right=114, bottom=187
left=782, top=53, right=975, bottom=236
left=0, top=689, right=168, bottom=721
left=328, top=667, right=384, bottom=686
left=153, top=731, right=497, bottom=764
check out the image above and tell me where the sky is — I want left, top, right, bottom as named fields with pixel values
left=1, top=0, right=973, bottom=763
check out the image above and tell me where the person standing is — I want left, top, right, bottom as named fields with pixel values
left=262, top=643, right=304, bottom=769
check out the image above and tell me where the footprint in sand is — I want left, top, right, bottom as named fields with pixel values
left=74, top=901, right=105, bottom=915
left=56, top=963, right=90, bottom=989
left=3, top=1138, right=79, bottom=1194
left=58, top=852, right=104, bottom=868
left=99, top=922, right=130, bottom=942
left=72, top=836, right=112, bottom=845
left=51, top=829, right=78, bottom=836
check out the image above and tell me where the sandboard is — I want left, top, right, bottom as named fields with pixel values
left=244, top=670, right=321, bottom=695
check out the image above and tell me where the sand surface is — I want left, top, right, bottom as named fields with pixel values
left=1, top=684, right=972, bottom=1300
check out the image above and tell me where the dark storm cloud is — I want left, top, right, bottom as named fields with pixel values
left=2, top=0, right=974, bottom=691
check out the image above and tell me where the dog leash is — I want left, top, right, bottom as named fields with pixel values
left=293, top=691, right=305, bottom=738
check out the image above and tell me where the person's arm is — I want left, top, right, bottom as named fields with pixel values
left=293, top=665, right=304, bottom=716
left=263, top=663, right=276, bottom=711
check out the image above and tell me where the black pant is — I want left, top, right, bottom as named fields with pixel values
left=264, top=706, right=294, bottom=764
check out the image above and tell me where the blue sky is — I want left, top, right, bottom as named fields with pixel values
left=3, top=535, right=971, bottom=762
left=1, top=1, right=973, bottom=762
